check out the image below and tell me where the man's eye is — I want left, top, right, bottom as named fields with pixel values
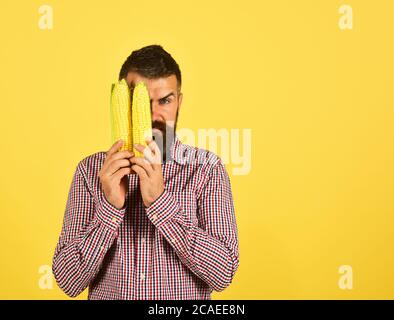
left=160, top=99, right=171, bottom=104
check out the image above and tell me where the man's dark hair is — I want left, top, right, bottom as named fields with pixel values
left=119, top=45, right=182, bottom=89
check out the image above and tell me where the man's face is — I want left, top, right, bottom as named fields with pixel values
left=125, top=71, right=183, bottom=160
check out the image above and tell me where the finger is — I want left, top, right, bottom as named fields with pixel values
left=145, top=138, right=156, bottom=153
left=107, top=150, right=134, bottom=163
left=111, top=167, right=132, bottom=182
left=129, top=156, right=154, bottom=176
left=146, top=139, right=162, bottom=167
left=143, top=147, right=154, bottom=163
left=134, top=143, right=156, bottom=165
left=135, top=142, right=161, bottom=167
left=131, top=164, right=148, bottom=180
left=134, top=143, right=153, bottom=159
left=133, top=143, right=146, bottom=154
left=103, top=150, right=133, bottom=171
left=107, top=159, right=131, bottom=176
left=146, top=139, right=161, bottom=156
left=106, top=140, right=124, bottom=157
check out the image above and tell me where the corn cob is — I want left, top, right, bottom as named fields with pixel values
left=110, top=78, right=132, bottom=152
left=131, top=81, right=152, bottom=157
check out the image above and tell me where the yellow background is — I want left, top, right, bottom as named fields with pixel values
left=0, top=0, right=393, bottom=299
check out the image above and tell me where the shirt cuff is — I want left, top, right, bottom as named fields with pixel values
left=145, top=189, right=179, bottom=228
left=96, top=191, right=126, bottom=232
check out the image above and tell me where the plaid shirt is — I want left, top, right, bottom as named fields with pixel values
left=52, top=136, right=239, bottom=300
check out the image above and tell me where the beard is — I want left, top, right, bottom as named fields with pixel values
left=151, top=110, right=179, bottom=163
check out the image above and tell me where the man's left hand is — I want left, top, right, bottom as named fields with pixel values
left=130, top=139, right=164, bottom=208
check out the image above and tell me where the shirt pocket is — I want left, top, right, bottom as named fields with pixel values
left=171, top=190, right=198, bottom=227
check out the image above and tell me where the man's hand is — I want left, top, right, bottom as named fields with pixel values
left=98, top=140, right=134, bottom=210
left=130, top=139, right=164, bottom=208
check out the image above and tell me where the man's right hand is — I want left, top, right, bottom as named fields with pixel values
left=98, top=140, right=134, bottom=210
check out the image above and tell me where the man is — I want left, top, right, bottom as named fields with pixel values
left=52, top=45, right=239, bottom=299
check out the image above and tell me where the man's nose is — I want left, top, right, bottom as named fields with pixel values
left=151, top=103, right=162, bottom=122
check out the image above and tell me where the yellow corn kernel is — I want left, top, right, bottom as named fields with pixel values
left=131, top=81, right=152, bottom=157
left=110, top=79, right=132, bottom=152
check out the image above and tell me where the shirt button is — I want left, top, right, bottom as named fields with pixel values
left=100, top=246, right=104, bottom=251
left=112, top=217, right=118, bottom=223
left=171, top=238, right=176, bottom=243
left=151, top=214, right=158, bottom=221
left=140, top=273, right=145, bottom=280
left=141, top=238, right=146, bottom=244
